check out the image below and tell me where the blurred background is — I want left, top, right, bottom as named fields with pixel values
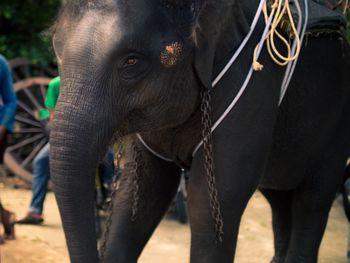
left=0, top=0, right=61, bottom=66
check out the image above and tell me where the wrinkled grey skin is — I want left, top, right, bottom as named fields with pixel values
left=51, top=0, right=350, bottom=262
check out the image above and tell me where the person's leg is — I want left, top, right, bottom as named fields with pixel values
left=0, top=132, right=8, bottom=177
left=0, top=135, right=15, bottom=239
left=0, top=202, right=15, bottom=239
left=0, top=132, right=7, bottom=163
left=30, top=143, right=50, bottom=214
left=101, top=146, right=115, bottom=186
left=17, top=143, right=50, bottom=224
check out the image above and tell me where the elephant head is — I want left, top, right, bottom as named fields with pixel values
left=51, top=0, right=248, bottom=261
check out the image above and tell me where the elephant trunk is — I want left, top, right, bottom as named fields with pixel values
left=51, top=83, right=111, bottom=262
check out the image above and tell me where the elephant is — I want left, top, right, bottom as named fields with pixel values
left=50, top=0, right=350, bottom=262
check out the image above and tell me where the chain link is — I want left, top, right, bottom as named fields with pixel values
left=131, top=140, right=141, bottom=221
left=201, top=89, right=224, bottom=243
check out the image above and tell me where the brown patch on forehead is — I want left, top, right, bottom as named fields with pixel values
left=160, top=42, right=183, bottom=67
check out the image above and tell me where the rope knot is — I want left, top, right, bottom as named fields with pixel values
left=253, top=61, right=264, bottom=71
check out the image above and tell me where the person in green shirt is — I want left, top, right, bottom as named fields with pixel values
left=38, top=76, right=60, bottom=121
left=17, top=77, right=60, bottom=224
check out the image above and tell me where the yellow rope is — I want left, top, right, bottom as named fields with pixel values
left=253, top=0, right=302, bottom=71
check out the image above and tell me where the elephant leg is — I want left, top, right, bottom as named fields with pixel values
left=285, top=159, right=345, bottom=263
left=186, top=64, right=282, bottom=262
left=187, top=162, right=241, bottom=263
left=188, top=147, right=265, bottom=263
left=260, top=189, right=293, bottom=263
left=103, top=137, right=180, bottom=262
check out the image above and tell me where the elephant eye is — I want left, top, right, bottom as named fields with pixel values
left=124, top=57, right=139, bottom=67
left=119, top=55, right=149, bottom=81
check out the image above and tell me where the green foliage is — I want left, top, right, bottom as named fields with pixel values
left=0, top=0, right=61, bottom=65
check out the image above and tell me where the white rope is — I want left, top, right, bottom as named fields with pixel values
left=136, top=133, right=174, bottom=162
left=279, top=0, right=308, bottom=105
left=279, top=0, right=303, bottom=104
left=193, top=0, right=308, bottom=157
left=212, top=0, right=266, bottom=87
left=138, top=0, right=308, bottom=162
left=138, top=0, right=266, bottom=162
left=193, top=3, right=276, bottom=157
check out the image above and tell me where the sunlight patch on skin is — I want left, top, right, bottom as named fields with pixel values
left=69, top=11, right=120, bottom=64
left=160, top=42, right=183, bottom=67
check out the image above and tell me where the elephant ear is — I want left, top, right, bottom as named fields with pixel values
left=193, top=27, right=216, bottom=90
left=192, top=5, right=218, bottom=91
left=192, top=2, right=250, bottom=90
left=162, top=0, right=215, bottom=90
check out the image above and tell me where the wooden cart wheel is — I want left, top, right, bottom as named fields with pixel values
left=3, top=58, right=56, bottom=182
left=4, top=77, right=51, bottom=182
left=9, top=58, right=57, bottom=81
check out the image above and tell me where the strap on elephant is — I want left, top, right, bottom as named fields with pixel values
left=136, top=4, right=346, bottom=159
left=193, top=0, right=309, bottom=156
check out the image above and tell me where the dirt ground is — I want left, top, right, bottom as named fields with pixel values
left=0, top=186, right=348, bottom=263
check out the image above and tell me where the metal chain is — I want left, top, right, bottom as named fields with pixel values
left=201, top=89, right=224, bottom=243
left=131, top=140, right=141, bottom=221
left=99, top=141, right=123, bottom=262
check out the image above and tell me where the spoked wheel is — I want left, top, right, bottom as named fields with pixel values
left=4, top=59, right=56, bottom=182
left=9, top=58, right=57, bottom=81
left=4, top=78, right=51, bottom=182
